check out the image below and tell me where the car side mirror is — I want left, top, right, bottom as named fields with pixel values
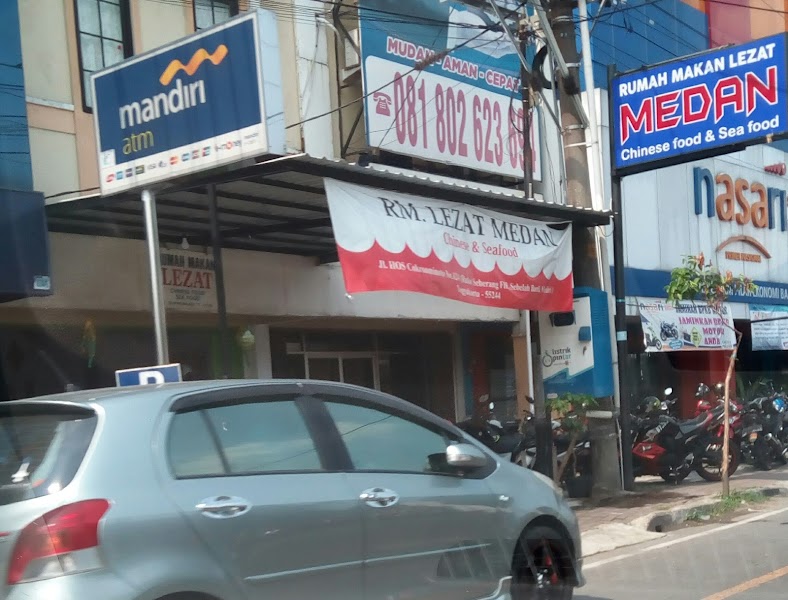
left=446, top=443, right=488, bottom=469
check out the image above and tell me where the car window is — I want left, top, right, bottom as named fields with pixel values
left=0, top=410, right=97, bottom=505
left=325, top=401, right=451, bottom=473
left=168, top=411, right=226, bottom=478
left=204, top=400, right=324, bottom=474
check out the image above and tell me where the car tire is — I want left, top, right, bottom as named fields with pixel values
left=511, top=525, right=574, bottom=600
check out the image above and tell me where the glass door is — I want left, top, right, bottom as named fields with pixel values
left=307, top=357, right=341, bottom=382
left=304, top=354, right=377, bottom=390
left=341, top=357, right=375, bottom=389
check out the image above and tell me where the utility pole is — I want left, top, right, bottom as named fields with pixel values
left=548, top=0, right=622, bottom=495
left=517, top=19, right=552, bottom=477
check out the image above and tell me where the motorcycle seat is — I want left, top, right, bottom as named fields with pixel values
left=679, top=413, right=710, bottom=436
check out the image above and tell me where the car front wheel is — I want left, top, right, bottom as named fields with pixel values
left=511, top=525, right=574, bottom=600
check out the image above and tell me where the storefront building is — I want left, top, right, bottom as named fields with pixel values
left=612, top=143, right=788, bottom=415
left=2, top=1, right=610, bottom=420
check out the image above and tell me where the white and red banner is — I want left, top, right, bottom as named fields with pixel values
left=324, top=180, right=573, bottom=310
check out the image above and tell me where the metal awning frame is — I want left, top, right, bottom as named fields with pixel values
left=45, top=154, right=611, bottom=376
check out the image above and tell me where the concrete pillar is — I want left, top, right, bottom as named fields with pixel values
left=254, top=325, right=273, bottom=379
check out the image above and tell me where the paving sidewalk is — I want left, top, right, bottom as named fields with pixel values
left=573, top=465, right=788, bottom=558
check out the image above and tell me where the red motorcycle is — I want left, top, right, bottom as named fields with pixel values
left=694, top=382, right=744, bottom=441
left=631, top=392, right=739, bottom=483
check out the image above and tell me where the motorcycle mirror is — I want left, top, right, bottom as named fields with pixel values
left=489, top=402, right=494, bottom=410
left=664, top=387, right=673, bottom=397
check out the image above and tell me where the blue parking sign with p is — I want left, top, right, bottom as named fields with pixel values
left=115, top=363, right=183, bottom=387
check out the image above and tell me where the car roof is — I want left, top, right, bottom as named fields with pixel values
left=0, top=380, right=457, bottom=432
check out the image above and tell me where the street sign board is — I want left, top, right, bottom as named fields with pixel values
left=116, top=363, right=183, bottom=387
left=92, top=10, right=285, bottom=195
left=358, top=0, right=541, bottom=180
left=611, top=33, right=788, bottom=175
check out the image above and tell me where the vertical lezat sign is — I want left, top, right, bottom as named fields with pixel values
left=91, top=10, right=284, bottom=195
left=611, top=33, right=788, bottom=174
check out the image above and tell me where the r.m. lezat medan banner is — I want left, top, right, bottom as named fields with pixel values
left=324, top=179, right=573, bottom=311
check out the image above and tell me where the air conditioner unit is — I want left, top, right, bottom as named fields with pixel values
left=345, top=28, right=360, bottom=69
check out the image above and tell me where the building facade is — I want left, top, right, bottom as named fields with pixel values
left=5, top=0, right=603, bottom=422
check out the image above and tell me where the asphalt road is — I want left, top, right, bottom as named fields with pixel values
left=576, top=495, right=788, bottom=600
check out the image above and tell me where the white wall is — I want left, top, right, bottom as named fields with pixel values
left=618, top=145, right=788, bottom=287
left=19, top=0, right=74, bottom=105
left=28, top=129, right=80, bottom=198
left=138, top=0, right=190, bottom=51
left=293, top=0, right=335, bottom=158
left=16, top=233, right=519, bottom=322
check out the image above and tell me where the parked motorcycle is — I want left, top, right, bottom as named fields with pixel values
left=694, top=382, right=744, bottom=443
left=455, top=400, right=523, bottom=461
left=745, top=391, right=787, bottom=470
left=631, top=393, right=738, bottom=483
left=511, top=414, right=592, bottom=480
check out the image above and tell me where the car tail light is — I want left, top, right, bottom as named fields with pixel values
left=8, top=499, right=110, bottom=585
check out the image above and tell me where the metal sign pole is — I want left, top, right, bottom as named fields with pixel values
left=608, top=64, right=634, bottom=491
left=142, top=188, right=170, bottom=365
left=208, top=185, right=232, bottom=379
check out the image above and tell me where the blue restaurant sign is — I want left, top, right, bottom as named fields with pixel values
left=91, top=9, right=285, bottom=195
left=611, top=33, right=788, bottom=174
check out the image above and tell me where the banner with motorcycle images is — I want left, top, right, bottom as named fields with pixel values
left=750, top=304, right=788, bottom=351
left=638, top=300, right=736, bottom=352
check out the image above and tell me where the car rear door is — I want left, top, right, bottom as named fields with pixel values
left=159, top=389, right=364, bottom=600
left=317, top=393, right=508, bottom=600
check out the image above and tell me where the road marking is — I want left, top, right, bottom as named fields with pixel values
left=584, top=504, right=788, bottom=571
left=701, top=564, right=788, bottom=600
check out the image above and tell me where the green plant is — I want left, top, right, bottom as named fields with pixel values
left=686, top=489, right=767, bottom=521
left=665, top=254, right=755, bottom=309
left=665, top=254, right=756, bottom=497
left=546, top=393, right=598, bottom=483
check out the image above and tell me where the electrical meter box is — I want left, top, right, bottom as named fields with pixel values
left=539, top=286, right=614, bottom=398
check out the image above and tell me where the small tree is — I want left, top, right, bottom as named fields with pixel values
left=546, top=392, right=598, bottom=484
left=665, top=254, right=756, bottom=496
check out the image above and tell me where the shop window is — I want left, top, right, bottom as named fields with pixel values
left=74, top=0, right=133, bottom=110
left=268, top=329, right=456, bottom=419
left=194, top=0, right=238, bottom=30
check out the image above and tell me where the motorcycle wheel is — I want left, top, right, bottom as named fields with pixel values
left=696, top=436, right=740, bottom=482
left=660, top=470, right=690, bottom=484
left=752, top=438, right=772, bottom=471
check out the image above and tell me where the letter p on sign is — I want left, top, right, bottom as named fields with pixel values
left=115, top=363, right=183, bottom=387
left=138, top=370, right=166, bottom=385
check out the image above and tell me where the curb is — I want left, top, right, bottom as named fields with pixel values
left=580, top=484, right=788, bottom=558
left=636, top=485, right=788, bottom=533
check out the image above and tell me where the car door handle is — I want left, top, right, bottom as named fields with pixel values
left=196, top=496, right=251, bottom=519
left=360, top=487, right=399, bottom=508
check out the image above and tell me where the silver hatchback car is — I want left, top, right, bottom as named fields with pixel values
left=0, top=380, right=583, bottom=600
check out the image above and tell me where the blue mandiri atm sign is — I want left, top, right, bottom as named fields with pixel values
left=611, top=33, right=788, bottom=174
left=91, top=10, right=284, bottom=195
